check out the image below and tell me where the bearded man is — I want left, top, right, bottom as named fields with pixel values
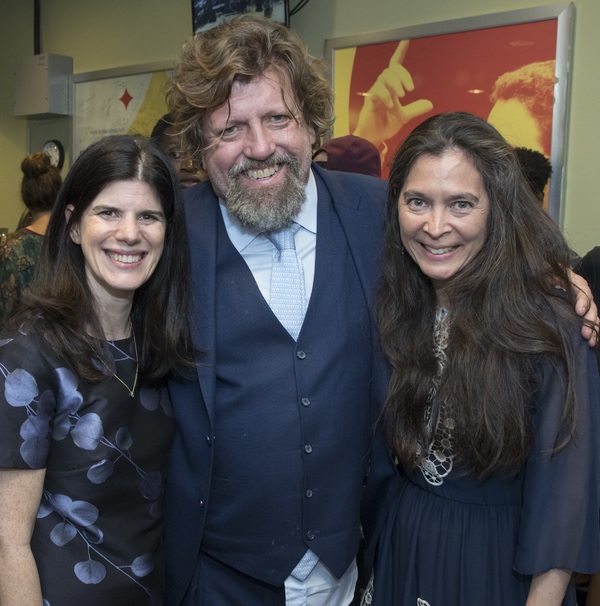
left=163, top=14, right=397, bottom=606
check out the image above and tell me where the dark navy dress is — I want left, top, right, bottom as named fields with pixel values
left=365, top=318, right=600, bottom=606
left=0, top=329, right=174, bottom=606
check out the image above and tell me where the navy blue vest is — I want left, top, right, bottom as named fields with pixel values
left=201, top=185, right=374, bottom=586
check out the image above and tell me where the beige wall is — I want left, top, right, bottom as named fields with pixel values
left=0, top=0, right=598, bottom=254
left=0, top=0, right=192, bottom=231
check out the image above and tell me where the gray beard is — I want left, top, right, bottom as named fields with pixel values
left=224, top=154, right=307, bottom=233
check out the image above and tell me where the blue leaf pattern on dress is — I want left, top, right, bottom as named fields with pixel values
left=87, top=459, right=115, bottom=484
left=66, top=499, right=99, bottom=526
left=55, top=367, right=83, bottom=414
left=0, top=335, right=172, bottom=602
left=139, top=386, right=159, bottom=412
left=71, top=413, right=103, bottom=450
left=4, top=368, right=38, bottom=406
left=74, top=559, right=107, bottom=585
left=19, top=413, right=48, bottom=440
left=131, top=554, right=154, bottom=578
left=81, top=525, right=104, bottom=545
left=115, top=426, right=133, bottom=450
left=19, top=434, right=50, bottom=468
left=37, top=501, right=52, bottom=518
left=139, top=471, right=161, bottom=501
left=50, top=521, right=77, bottom=546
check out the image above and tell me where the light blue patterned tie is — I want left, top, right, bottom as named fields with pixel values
left=267, top=222, right=306, bottom=340
left=268, top=223, right=317, bottom=579
left=291, top=548, right=319, bottom=581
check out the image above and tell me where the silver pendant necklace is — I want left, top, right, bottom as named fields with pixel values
left=100, top=325, right=139, bottom=398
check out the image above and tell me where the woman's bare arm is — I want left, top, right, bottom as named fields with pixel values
left=526, top=568, right=571, bottom=606
left=0, top=467, right=46, bottom=606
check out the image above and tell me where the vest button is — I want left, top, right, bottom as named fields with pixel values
left=301, top=397, right=310, bottom=406
left=296, top=350, right=306, bottom=359
left=306, top=531, right=315, bottom=541
left=305, top=489, right=313, bottom=498
left=304, top=444, right=313, bottom=454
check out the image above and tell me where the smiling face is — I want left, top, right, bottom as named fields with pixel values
left=398, top=150, right=490, bottom=306
left=201, top=68, right=316, bottom=232
left=68, top=180, right=166, bottom=308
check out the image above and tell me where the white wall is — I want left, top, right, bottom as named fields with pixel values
left=0, top=0, right=598, bottom=254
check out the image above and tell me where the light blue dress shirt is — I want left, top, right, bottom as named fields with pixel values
left=219, top=169, right=318, bottom=306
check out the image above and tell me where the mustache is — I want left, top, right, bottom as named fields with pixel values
left=229, top=152, right=299, bottom=177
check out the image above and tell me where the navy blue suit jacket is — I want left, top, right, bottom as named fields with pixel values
left=165, top=165, right=398, bottom=605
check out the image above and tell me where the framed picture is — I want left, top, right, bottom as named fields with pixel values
left=192, top=0, right=289, bottom=34
left=73, top=61, right=173, bottom=160
left=324, top=4, right=574, bottom=220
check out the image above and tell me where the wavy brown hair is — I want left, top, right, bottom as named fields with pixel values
left=167, top=14, right=333, bottom=162
left=378, top=112, right=585, bottom=478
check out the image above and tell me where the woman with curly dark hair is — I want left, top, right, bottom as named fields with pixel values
left=365, top=112, right=600, bottom=605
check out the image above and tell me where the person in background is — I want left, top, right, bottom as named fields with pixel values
left=514, top=146, right=553, bottom=203
left=514, top=147, right=581, bottom=269
left=312, top=134, right=382, bottom=178
left=365, top=112, right=600, bottom=605
left=151, top=113, right=208, bottom=189
left=0, top=152, right=62, bottom=329
left=0, top=134, right=195, bottom=606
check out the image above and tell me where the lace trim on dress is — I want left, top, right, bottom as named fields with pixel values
left=360, top=310, right=453, bottom=606
left=417, top=307, right=456, bottom=486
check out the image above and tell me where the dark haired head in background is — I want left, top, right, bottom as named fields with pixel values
left=21, top=152, right=62, bottom=214
left=0, top=152, right=63, bottom=328
left=151, top=113, right=207, bottom=189
left=514, top=146, right=552, bottom=203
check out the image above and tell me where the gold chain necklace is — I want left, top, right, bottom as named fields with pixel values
left=100, top=326, right=139, bottom=398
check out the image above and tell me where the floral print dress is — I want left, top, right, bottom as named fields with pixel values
left=0, top=327, right=174, bottom=606
left=0, top=229, right=43, bottom=329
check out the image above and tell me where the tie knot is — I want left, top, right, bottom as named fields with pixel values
left=267, top=223, right=301, bottom=251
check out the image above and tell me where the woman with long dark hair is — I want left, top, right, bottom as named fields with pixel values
left=366, top=112, right=600, bottom=605
left=0, top=135, right=195, bottom=605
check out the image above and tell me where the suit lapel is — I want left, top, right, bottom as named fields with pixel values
left=313, top=166, right=386, bottom=308
left=184, top=183, right=220, bottom=422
